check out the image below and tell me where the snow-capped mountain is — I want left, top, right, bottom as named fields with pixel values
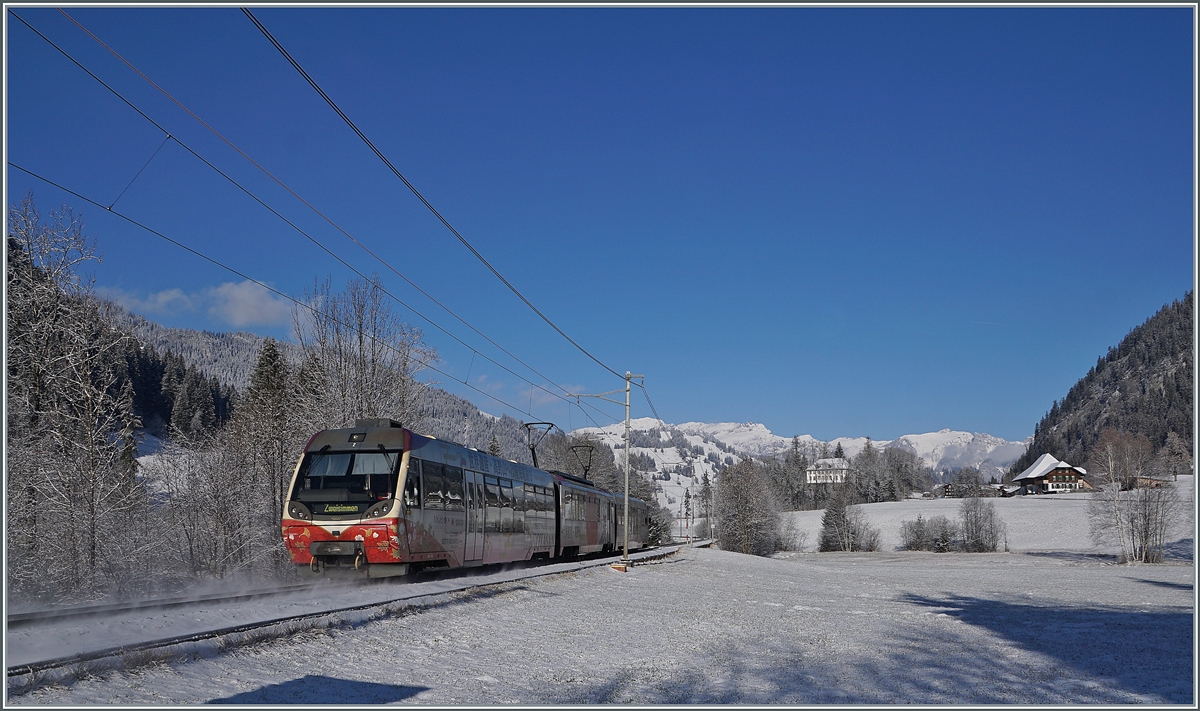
left=663, top=422, right=1027, bottom=473
left=674, top=422, right=819, bottom=457
left=571, top=419, right=1029, bottom=510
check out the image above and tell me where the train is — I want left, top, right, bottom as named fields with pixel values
left=281, top=418, right=650, bottom=577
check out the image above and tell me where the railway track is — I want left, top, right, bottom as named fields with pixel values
left=6, top=546, right=682, bottom=680
left=5, top=581, right=356, bottom=629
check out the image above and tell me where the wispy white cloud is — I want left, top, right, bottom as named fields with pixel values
left=472, top=374, right=506, bottom=395
left=99, top=281, right=292, bottom=329
left=521, top=383, right=567, bottom=408
left=99, top=286, right=195, bottom=316
left=205, top=281, right=292, bottom=328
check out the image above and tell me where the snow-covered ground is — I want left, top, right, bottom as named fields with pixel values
left=4, top=552, right=666, bottom=670
left=782, top=474, right=1195, bottom=556
left=10, top=547, right=1192, bottom=705
left=9, top=478, right=1193, bottom=705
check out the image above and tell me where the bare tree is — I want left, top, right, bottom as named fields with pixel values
left=959, top=495, right=1006, bottom=552
left=293, top=275, right=435, bottom=431
left=1087, top=429, right=1184, bottom=563
left=6, top=195, right=147, bottom=603
left=143, top=429, right=286, bottom=582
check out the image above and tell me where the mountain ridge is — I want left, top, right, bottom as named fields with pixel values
left=1007, top=290, right=1192, bottom=476
left=579, top=419, right=1027, bottom=473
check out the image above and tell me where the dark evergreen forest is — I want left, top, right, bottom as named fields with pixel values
left=1008, top=291, right=1193, bottom=476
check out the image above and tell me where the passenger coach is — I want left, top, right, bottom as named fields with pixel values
left=282, top=419, right=649, bottom=577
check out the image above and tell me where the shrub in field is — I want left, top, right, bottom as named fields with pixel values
left=819, top=498, right=881, bottom=552
left=1087, top=428, right=1186, bottom=564
left=899, top=514, right=959, bottom=552
left=959, top=496, right=1007, bottom=552
left=775, top=516, right=809, bottom=552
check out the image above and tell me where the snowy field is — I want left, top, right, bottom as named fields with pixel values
left=782, top=474, right=1195, bottom=556
left=9, top=478, right=1194, bottom=705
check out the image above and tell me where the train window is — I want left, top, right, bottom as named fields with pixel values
left=523, top=484, right=535, bottom=519
left=484, top=476, right=500, bottom=533
left=423, top=461, right=445, bottom=510
left=445, top=466, right=464, bottom=511
left=500, top=480, right=514, bottom=533
left=303, top=452, right=352, bottom=480
left=351, top=450, right=399, bottom=500
left=515, top=483, right=527, bottom=532
left=402, top=460, right=422, bottom=508
left=292, top=450, right=404, bottom=512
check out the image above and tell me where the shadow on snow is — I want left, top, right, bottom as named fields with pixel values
left=894, top=593, right=1193, bottom=704
left=1129, top=577, right=1193, bottom=592
left=208, top=675, right=427, bottom=704
left=552, top=594, right=1192, bottom=705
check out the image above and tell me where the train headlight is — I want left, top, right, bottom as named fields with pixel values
left=288, top=502, right=312, bottom=520
left=363, top=499, right=392, bottom=519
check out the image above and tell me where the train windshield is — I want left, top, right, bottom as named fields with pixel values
left=291, top=449, right=400, bottom=515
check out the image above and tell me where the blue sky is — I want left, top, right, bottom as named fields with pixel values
left=6, top=6, right=1194, bottom=442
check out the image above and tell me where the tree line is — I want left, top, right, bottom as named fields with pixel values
left=701, top=436, right=934, bottom=556
left=5, top=195, right=671, bottom=605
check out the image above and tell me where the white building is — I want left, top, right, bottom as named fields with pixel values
left=1011, top=453, right=1088, bottom=494
left=807, top=457, right=852, bottom=484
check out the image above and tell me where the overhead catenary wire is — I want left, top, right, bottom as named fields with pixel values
left=32, top=9, right=611, bottom=426
left=13, top=9, right=621, bottom=430
left=52, top=8, right=597, bottom=416
left=108, top=133, right=170, bottom=210
left=637, top=380, right=669, bottom=433
left=7, top=160, right=559, bottom=423
left=241, top=8, right=627, bottom=382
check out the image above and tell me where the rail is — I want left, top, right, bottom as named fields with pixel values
left=7, top=545, right=682, bottom=679
left=6, top=582, right=350, bottom=628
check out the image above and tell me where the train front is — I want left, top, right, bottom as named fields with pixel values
left=281, top=418, right=412, bottom=577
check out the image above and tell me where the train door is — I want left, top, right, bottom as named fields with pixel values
left=465, top=470, right=483, bottom=562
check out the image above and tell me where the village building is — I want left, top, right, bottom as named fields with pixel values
left=807, top=457, right=851, bottom=484
left=1011, top=453, right=1089, bottom=495
left=938, top=481, right=1002, bottom=498
left=1123, top=474, right=1173, bottom=490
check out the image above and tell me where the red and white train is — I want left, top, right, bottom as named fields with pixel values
left=282, top=418, right=650, bottom=577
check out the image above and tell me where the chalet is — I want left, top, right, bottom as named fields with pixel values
left=1011, top=453, right=1088, bottom=495
left=1123, top=474, right=1172, bottom=491
left=807, top=457, right=851, bottom=484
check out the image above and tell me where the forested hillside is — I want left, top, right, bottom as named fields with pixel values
left=416, top=387, right=533, bottom=463
left=1008, top=291, right=1193, bottom=476
left=108, top=307, right=274, bottom=391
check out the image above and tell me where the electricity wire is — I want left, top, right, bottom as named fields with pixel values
left=7, top=160, right=557, bottom=422
left=53, top=8, right=592, bottom=412
left=241, top=7, right=626, bottom=382
left=108, top=133, right=170, bottom=210
left=637, top=380, right=668, bottom=432
left=13, top=9, right=622, bottom=429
